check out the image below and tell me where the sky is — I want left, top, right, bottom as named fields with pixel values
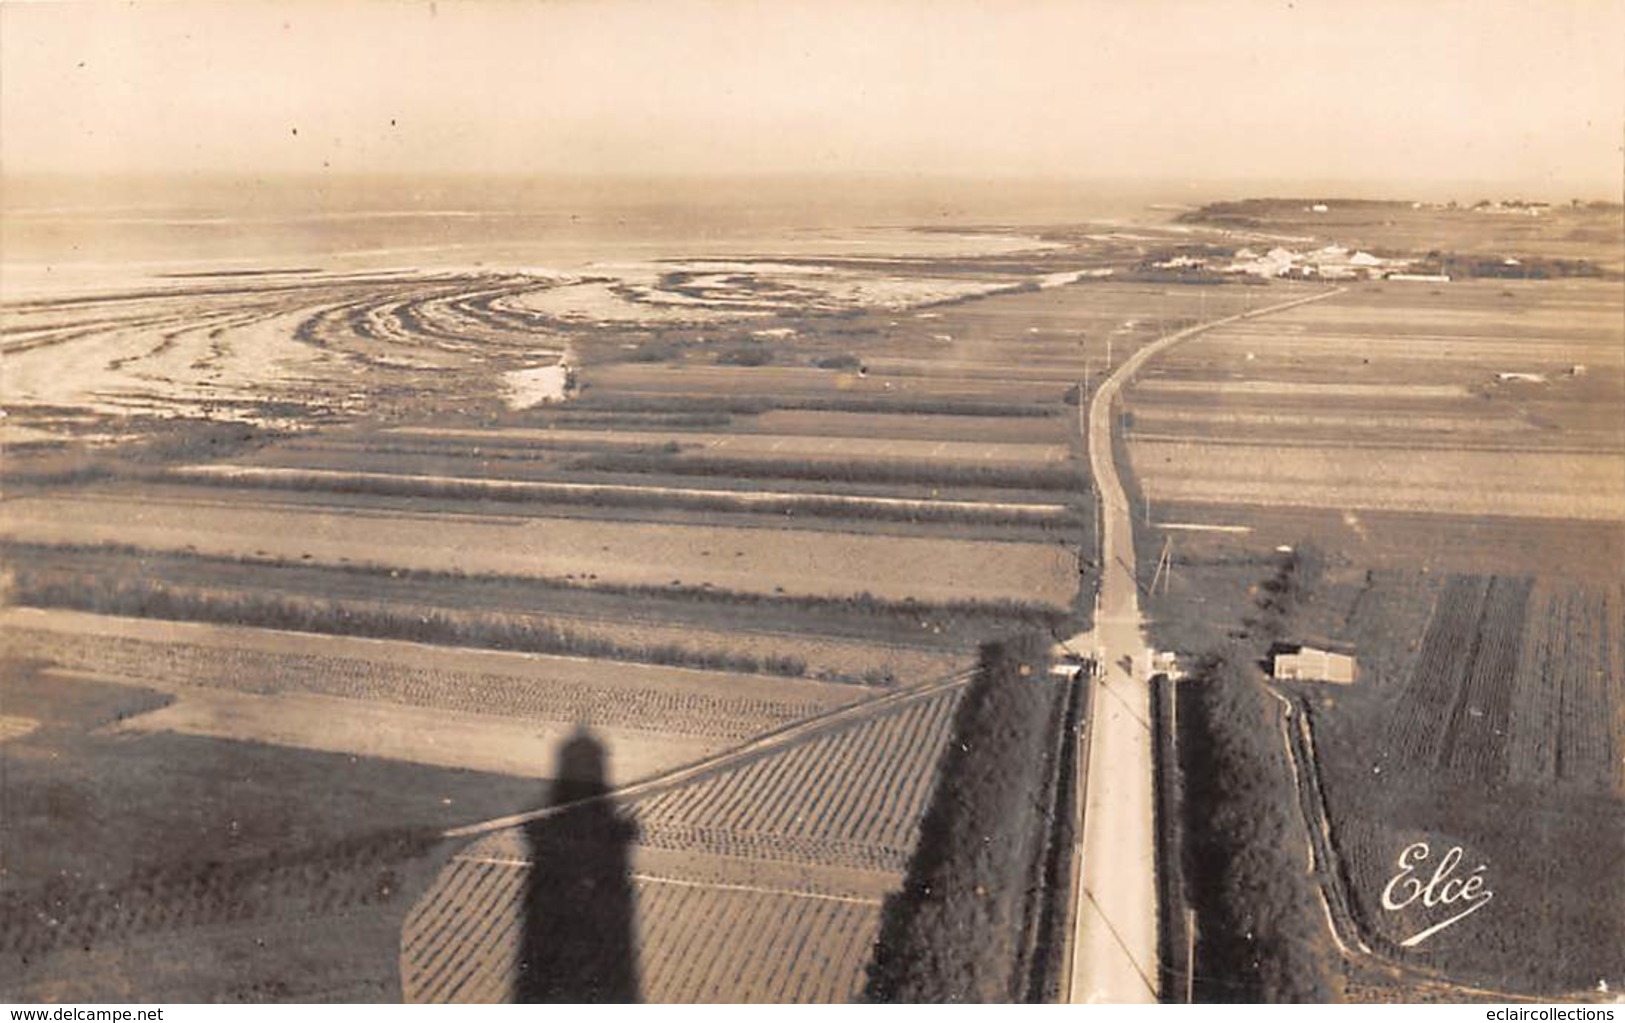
left=2, top=0, right=1623, bottom=199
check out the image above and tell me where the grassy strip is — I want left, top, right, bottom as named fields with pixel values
left=7, top=572, right=814, bottom=680
left=561, top=393, right=1060, bottom=418
left=167, top=467, right=1084, bottom=529
left=504, top=410, right=735, bottom=429
left=2, top=540, right=1071, bottom=630
left=1, top=421, right=278, bottom=488
left=865, top=633, right=1067, bottom=1002
left=565, top=451, right=1084, bottom=492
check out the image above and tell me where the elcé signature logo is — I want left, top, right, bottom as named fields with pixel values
left=1381, top=841, right=1494, bottom=947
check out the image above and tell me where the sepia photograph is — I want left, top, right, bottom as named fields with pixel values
left=1, top=0, right=1621, bottom=1006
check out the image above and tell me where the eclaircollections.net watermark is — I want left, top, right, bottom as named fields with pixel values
left=1382, top=841, right=1494, bottom=947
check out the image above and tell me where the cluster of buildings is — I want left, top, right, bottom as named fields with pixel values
left=1151, top=244, right=1431, bottom=281
left=1466, top=199, right=1553, bottom=216
left=1129, top=644, right=1358, bottom=685
left=1225, top=244, right=1404, bottom=280
left=1406, top=198, right=1555, bottom=216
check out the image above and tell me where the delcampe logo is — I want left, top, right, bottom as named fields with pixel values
left=1381, top=841, right=1494, bottom=947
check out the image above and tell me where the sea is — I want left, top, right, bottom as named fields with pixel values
left=0, top=173, right=1193, bottom=298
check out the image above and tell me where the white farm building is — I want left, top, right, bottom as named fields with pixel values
left=1272, top=647, right=1358, bottom=684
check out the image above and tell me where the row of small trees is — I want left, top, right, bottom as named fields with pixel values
left=1178, top=544, right=1340, bottom=1001
left=1180, top=644, right=1342, bottom=1002
left=864, top=633, right=1066, bottom=1002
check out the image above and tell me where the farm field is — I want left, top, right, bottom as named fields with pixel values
left=0, top=490, right=1079, bottom=605
left=742, top=408, right=1067, bottom=442
left=402, top=684, right=964, bottom=1003
left=1125, top=279, right=1625, bottom=525
left=1122, top=264, right=1623, bottom=999
left=9, top=0, right=1624, bottom=997
left=7, top=232, right=1203, bottom=1002
left=0, top=659, right=546, bottom=1003
left=0, top=541, right=983, bottom=676
left=1151, top=547, right=1623, bottom=997
left=0, top=608, right=869, bottom=775
left=184, top=425, right=1087, bottom=532
left=10, top=183, right=1616, bottom=1003
left=1292, top=572, right=1624, bottom=996
left=1132, top=440, right=1621, bottom=520
left=381, top=425, right=1072, bottom=464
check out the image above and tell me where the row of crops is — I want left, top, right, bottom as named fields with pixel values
left=1386, top=574, right=1499, bottom=770
left=1508, top=579, right=1622, bottom=791
left=1384, top=574, right=1621, bottom=791
left=401, top=858, right=880, bottom=1004
left=629, top=690, right=958, bottom=867
left=402, top=686, right=964, bottom=1003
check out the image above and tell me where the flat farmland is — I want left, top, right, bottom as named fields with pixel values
left=1125, top=279, right=1625, bottom=527
left=2, top=247, right=1299, bottom=1002
left=1155, top=324, right=1624, bottom=375
left=403, top=852, right=885, bottom=1004
left=384, top=425, right=1071, bottom=465
left=402, top=684, right=963, bottom=1003
left=1295, top=574, right=1624, bottom=995
left=206, top=431, right=1083, bottom=524
left=0, top=609, right=866, bottom=737
left=0, top=490, right=1077, bottom=605
left=0, top=659, right=545, bottom=1003
left=583, top=361, right=1074, bottom=406
left=0, top=541, right=979, bottom=683
left=113, top=688, right=729, bottom=782
left=746, top=408, right=1065, bottom=443
left=1265, top=280, right=1623, bottom=340
left=1381, top=575, right=1623, bottom=791
left=1127, top=405, right=1545, bottom=448
left=576, top=281, right=1278, bottom=412
left=1150, top=545, right=1625, bottom=996
left=1137, top=502, right=1625, bottom=584
left=845, top=281, right=1269, bottom=402
left=1126, top=278, right=1625, bottom=1001
left=1132, top=439, right=1623, bottom=520
left=0, top=608, right=870, bottom=776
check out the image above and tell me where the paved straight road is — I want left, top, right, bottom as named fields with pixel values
left=1065, top=287, right=1341, bottom=1003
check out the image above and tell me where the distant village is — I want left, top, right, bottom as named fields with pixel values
left=1150, top=243, right=1445, bottom=282
left=1165, top=197, right=1615, bottom=282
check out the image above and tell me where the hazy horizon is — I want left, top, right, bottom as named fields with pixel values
left=4, top=1, right=1622, bottom=202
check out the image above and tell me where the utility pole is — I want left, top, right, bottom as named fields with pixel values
left=1148, top=535, right=1174, bottom=595
left=1078, top=334, right=1089, bottom=400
